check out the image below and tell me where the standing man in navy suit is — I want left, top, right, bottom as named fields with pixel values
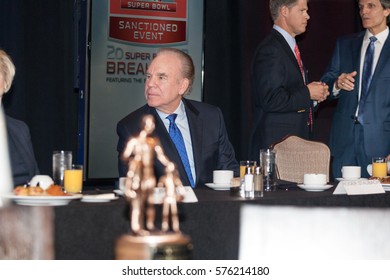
left=248, top=0, right=329, bottom=161
left=117, top=48, right=239, bottom=187
left=321, top=0, right=390, bottom=179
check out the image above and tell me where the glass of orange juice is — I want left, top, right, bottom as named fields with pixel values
left=372, top=157, right=387, bottom=178
left=64, top=164, right=83, bottom=194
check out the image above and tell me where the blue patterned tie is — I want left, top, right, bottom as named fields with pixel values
left=166, top=114, right=195, bottom=187
left=357, top=36, right=377, bottom=124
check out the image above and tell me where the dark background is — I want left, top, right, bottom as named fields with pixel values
left=0, top=0, right=363, bottom=182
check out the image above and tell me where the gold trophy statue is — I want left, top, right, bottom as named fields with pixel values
left=115, top=115, right=192, bottom=260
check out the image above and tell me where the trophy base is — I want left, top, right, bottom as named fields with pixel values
left=115, top=232, right=192, bottom=260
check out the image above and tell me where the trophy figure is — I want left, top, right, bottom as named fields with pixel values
left=115, top=115, right=192, bottom=260
left=158, top=161, right=185, bottom=233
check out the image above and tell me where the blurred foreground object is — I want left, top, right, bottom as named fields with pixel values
left=0, top=205, right=54, bottom=259
left=115, top=115, right=192, bottom=260
left=0, top=105, right=13, bottom=208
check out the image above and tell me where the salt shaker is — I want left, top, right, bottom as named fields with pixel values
left=244, top=166, right=254, bottom=199
left=254, top=166, right=264, bottom=197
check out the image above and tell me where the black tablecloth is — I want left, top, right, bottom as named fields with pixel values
left=54, top=185, right=390, bottom=260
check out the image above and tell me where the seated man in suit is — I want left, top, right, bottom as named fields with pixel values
left=117, top=48, right=239, bottom=187
left=0, top=49, right=40, bottom=186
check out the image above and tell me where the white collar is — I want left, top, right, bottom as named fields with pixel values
left=364, top=27, right=389, bottom=44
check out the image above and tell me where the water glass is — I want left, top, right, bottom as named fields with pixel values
left=52, top=150, right=72, bottom=186
left=260, top=149, right=276, bottom=191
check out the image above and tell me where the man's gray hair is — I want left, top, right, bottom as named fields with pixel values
left=155, top=48, right=195, bottom=94
left=269, top=0, right=302, bottom=22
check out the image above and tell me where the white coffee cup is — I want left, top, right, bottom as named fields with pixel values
left=341, top=166, right=361, bottom=179
left=213, top=170, right=234, bottom=185
left=119, top=177, right=126, bottom=191
left=303, top=174, right=326, bottom=186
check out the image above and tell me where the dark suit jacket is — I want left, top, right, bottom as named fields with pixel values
left=117, top=98, right=239, bottom=187
left=6, top=116, right=40, bottom=186
left=321, top=31, right=390, bottom=159
left=248, top=29, right=312, bottom=161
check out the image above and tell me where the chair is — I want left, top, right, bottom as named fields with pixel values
left=270, top=135, right=330, bottom=183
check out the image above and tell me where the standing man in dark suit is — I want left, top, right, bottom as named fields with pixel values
left=117, top=48, right=239, bottom=187
left=321, top=0, right=390, bottom=179
left=248, top=0, right=329, bottom=161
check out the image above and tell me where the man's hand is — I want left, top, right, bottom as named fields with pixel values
left=308, top=81, right=329, bottom=103
left=336, top=71, right=357, bottom=91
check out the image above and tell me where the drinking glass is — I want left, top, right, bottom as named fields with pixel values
left=372, top=157, right=387, bottom=178
left=260, top=149, right=276, bottom=191
left=52, top=150, right=72, bottom=186
left=64, top=164, right=83, bottom=194
left=240, top=160, right=257, bottom=179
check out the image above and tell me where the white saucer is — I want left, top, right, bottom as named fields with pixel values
left=297, top=184, right=333, bottom=192
left=205, top=183, right=230, bottom=191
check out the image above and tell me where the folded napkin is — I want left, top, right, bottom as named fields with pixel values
left=83, top=193, right=116, bottom=200
left=333, top=179, right=385, bottom=195
left=29, top=175, right=54, bottom=190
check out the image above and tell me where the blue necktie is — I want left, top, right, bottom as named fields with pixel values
left=357, top=36, right=377, bottom=124
left=166, top=114, right=195, bottom=187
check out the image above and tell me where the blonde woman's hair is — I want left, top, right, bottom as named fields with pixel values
left=0, top=49, right=16, bottom=93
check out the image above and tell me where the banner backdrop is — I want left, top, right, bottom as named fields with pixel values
left=88, top=0, right=204, bottom=179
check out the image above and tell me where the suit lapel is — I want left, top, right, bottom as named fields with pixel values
left=351, top=33, right=363, bottom=71
left=272, top=30, right=302, bottom=77
left=183, top=99, right=202, bottom=185
left=351, top=33, right=364, bottom=100
left=370, top=35, right=390, bottom=89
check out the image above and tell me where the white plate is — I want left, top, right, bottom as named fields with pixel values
left=297, top=184, right=333, bottom=192
left=382, top=184, right=390, bottom=191
left=114, top=187, right=198, bottom=203
left=2, top=194, right=82, bottom=206
left=81, top=194, right=118, bottom=203
left=113, top=189, right=123, bottom=196
left=336, top=178, right=367, bottom=181
left=205, top=183, right=230, bottom=191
